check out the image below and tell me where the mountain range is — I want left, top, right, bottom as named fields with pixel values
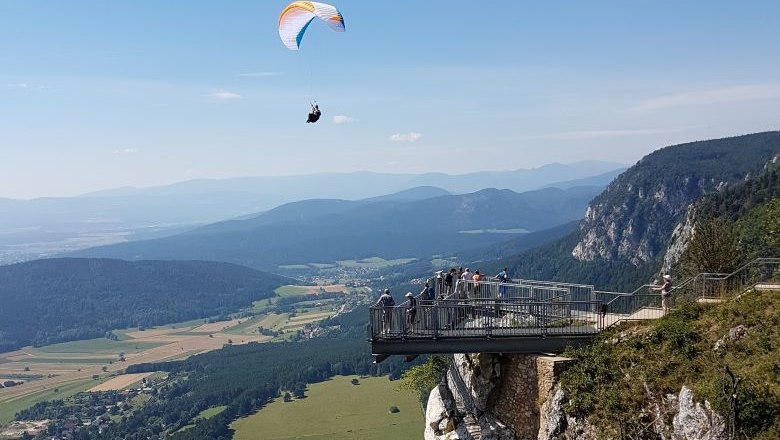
left=70, top=185, right=605, bottom=270
left=0, top=162, right=625, bottom=265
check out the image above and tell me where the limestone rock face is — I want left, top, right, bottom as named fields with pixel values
left=537, top=385, right=565, bottom=440
left=426, top=383, right=457, bottom=440
left=672, top=386, right=726, bottom=440
left=662, top=205, right=697, bottom=273
left=452, top=353, right=502, bottom=412
left=572, top=178, right=703, bottom=266
left=424, top=354, right=514, bottom=440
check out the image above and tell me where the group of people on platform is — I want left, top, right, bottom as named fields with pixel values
left=374, top=266, right=512, bottom=335
left=375, top=268, right=675, bottom=335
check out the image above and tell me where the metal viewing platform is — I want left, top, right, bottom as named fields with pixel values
left=369, top=258, right=780, bottom=358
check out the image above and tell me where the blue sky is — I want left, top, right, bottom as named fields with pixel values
left=2, top=1, right=780, bottom=198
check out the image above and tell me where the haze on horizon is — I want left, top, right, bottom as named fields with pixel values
left=2, top=1, right=779, bottom=199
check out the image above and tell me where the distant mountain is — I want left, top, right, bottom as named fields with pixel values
left=71, top=186, right=605, bottom=270
left=80, top=160, right=625, bottom=200
left=0, top=258, right=290, bottom=352
left=0, top=162, right=624, bottom=264
left=543, top=168, right=627, bottom=190
left=493, top=131, right=780, bottom=290
left=363, top=186, right=451, bottom=203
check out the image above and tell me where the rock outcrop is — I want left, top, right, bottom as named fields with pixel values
left=425, top=355, right=728, bottom=440
left=424, top=354, right=571, bottom=440
left=672, top=386, right=726, bottom=440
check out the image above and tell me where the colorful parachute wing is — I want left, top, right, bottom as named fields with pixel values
left=278, top=1, right=345, bottom=50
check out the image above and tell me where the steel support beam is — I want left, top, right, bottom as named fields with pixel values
left=371, top=335, right=593, bottom=356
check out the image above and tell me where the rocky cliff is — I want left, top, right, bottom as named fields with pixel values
left=425, top=354, right=730, bottom=440
left=424, top=353, right=570, bottom=440
left=572, top=132, right=780, bottom=266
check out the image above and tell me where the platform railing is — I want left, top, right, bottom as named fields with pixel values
left=369, top=298, right=603, bottom=341
left=371, top=258, right=780, bottom=343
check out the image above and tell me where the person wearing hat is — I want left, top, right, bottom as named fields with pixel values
left=404, top=292, right=417, bottom=333
left=375, top=289, right=395, bottom=335
left=651, top=274, right=673, bottom=315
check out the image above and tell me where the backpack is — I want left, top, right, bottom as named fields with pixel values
left=382, top=295, right=395, bottom=307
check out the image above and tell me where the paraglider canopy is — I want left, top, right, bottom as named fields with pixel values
left=278, top=1, right=345, bottom=50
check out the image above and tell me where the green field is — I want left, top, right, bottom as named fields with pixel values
left=0, top=379, right=96, bottom=425
left=34, top=338, right=163, bottom=355
left=274, top=285, right=310, bottom=297
left=231, top=376, right=423, bottom=440
left=335, top=257, right=416, bottom=268
left=197, top=405, right=227, bottom=420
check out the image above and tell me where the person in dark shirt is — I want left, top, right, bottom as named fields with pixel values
left=405, top=292, right=417, bottom=333
left=375, top=289, right=395, bottom=334
left=306, top=104, right=321, bottom=123
left=444, top=268, right=456, bottom=295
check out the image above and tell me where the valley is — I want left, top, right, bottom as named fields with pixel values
left=0, top=283, right=369, bottom=425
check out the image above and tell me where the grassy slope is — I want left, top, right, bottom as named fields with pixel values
left=231, top=376, right=423, bottom=440
left=560, top=289, right=780, bottom=439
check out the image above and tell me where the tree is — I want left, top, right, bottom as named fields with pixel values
left=351, top=378, right=360, bottom=386
left=399, top=355, right=450, bottom=410
left=680, top=217, right=741, bottom=275
left=292, top=382, right=307, bottom=399
left=739, top=198, right=780, bottom=258
left=283, top=392, right=292, bottom=402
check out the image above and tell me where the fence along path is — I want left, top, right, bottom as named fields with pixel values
left=369, top=258, right=780, bottom=353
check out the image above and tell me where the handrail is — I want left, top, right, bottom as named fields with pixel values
left=370, top=258, right=780, bottom=344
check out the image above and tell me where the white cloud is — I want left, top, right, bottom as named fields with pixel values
left=332, top=115, right=355, bottom=124
left=636, top=83, right=780, bottom=110
left=207, top=90, right=242, bottom=100
left=113, top=148, right=139, bottom=154
left=390, top=132, right=423, bottom=143
left=237, top=72, right=282, bottom=78
left=522, top=128, right=686, bottom=141
left=6, top=83, right=29, bottom=89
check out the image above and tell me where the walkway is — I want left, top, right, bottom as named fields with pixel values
left=369, top=258, right=780, bottom=357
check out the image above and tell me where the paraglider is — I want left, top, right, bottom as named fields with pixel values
left=278, top=2, right=345, bottom=51
left=306, top=103, right=321, bottom=123
left=278, top=2, right=345, bottom=122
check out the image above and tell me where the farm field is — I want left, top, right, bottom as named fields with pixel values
left=0, top=284, right=354, bottom=428
left=87, top=372, right=154, bottom=392
left=0, top=322, right=265, bottom=425
left=0, top=379, right=95, bottom=425
left=231, top=375, right=423, bottom=440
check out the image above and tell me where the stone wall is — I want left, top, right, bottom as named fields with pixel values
left=493, top=355, right=572, bottom=440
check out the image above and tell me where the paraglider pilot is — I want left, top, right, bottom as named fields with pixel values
left=306, top=104, right=321, bottom=123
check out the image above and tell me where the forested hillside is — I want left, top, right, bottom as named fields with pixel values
left=493, top=132, right=780, bottom=291
left=0, top=258, right=289, bottom=351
